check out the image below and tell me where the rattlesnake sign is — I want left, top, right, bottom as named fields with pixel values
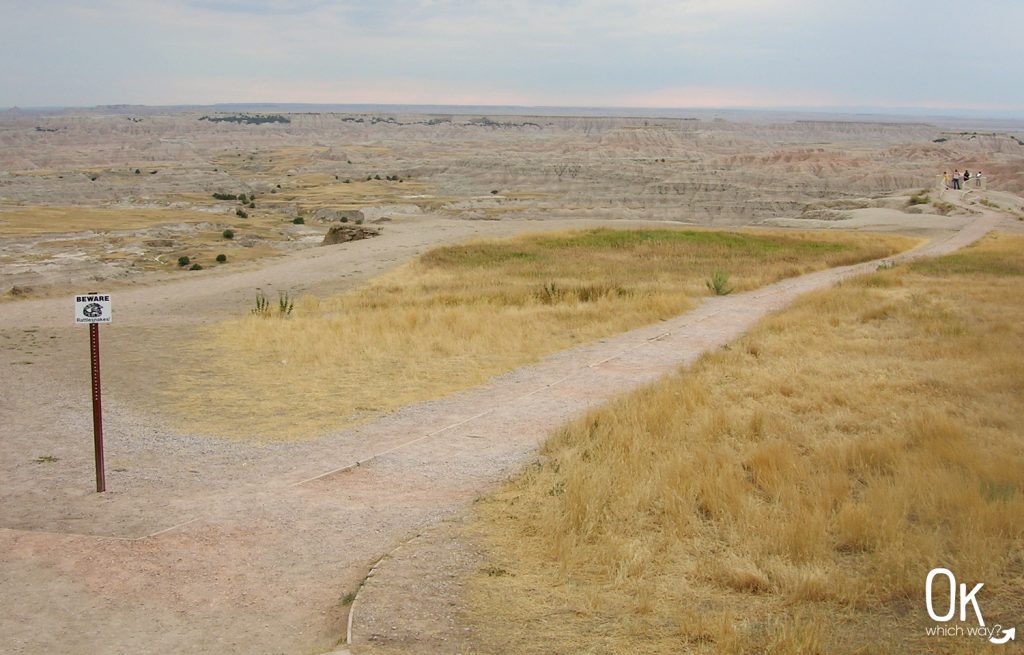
left=74, top=293, right=112, bottom=324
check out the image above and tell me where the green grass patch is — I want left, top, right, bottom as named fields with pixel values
left=911, top=240, right=1024, bottom=277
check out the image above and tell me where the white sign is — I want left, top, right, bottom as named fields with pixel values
left=74, top=293, right=112, bottom=324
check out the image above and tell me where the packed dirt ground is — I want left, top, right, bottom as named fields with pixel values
left=1, top=106, right=1023, bottom=654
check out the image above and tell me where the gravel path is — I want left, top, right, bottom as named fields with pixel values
left=0, top=210, right=1005, bottom=655
left=347, top=209, right=1007, bottom=654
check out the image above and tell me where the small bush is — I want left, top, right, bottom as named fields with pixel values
left=248, top=202, right=255, bottom=209
left=134, top=169, right=141, bottom=175
left=216, top=254, right=227, bottom=263
left=374, top=174, right=381, bottom=180
left=213, top=192, right=237, bottom=201
left=908, top=191, right=930, bottom=206
left=189, top=263, right=203, bottom=271
left=340, top=216, right=349, bottom=223
left=177, top=256, right=190, bottom=267
left=706, top=271, right=733, bottom=295
left=236, top=209, right=248, bottom=219
left=343, top=179, right=351, bottom=184
left=223, top=229, right=235, bottom=239
left=932, top=201, right=957, bottom=215
left=292, top=217, right=304, bottom=225
left=237, top=193, right=248, bottom=203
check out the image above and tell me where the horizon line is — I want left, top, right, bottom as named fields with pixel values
left=4, top=102, right=1024, bottom=122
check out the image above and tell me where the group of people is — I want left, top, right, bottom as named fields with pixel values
left=943, top=169, right=982, bottom=190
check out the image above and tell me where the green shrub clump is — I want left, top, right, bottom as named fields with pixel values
left=236, top=209, right=248, bottom=219
left=292, top=217, right=305, bottom=225
left=216, top=254, right=227, bottom=263
left=706, top=270, right=733, bottom=295
left=177, top=256, right=190, bottom=267
left=189, top=263, right=203, bottom=271
left=223, top=229, right=235, bottom=239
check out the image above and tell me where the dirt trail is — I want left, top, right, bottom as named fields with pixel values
left=0, top=209, right=1007, bottom=655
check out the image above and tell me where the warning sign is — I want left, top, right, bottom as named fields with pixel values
left=74, top=293, right=112, bottom=324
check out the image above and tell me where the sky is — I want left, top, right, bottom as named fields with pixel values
left=2, top=0, right=1022, bottom=115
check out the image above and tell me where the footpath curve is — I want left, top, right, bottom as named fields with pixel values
left=344, top=210, right=1004, bottom=654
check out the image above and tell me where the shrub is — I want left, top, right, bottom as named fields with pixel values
left=223, top=229, right=235, bottom=239
left=236, top=209, right=248, bottom=219
left=292, top=217, right=304, bottom=225
left=189, top=263, right=203, bottom=271
left=134, top=169, right=141, bottom=175
left=248, top=202, right=255, bottom=209
left=340, top=216, right=349, bottom=223
left=213, top=192, right=237, bottom=201
left=908, top=190, right=930, bottom=206
left=238, top=193, right=248, bottom=203
left=177, top=256, right=190, bottom=267
left=374, top=174, right=381, bottom=180
left=216, top=254, right=227, bottom=263
left=706, top=271, right=733, bottom=295
left=344, top=179, right=351, bottom=184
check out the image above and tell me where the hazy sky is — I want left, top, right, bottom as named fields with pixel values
left=3, top=0, right=1022, bottom=113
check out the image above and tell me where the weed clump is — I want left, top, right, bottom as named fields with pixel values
left=252, top=291, right=294, bottom=317
left=222, top=229, right=234, bottom=239
left=706, top=270, right=733, bottom=295
left=177, top=256, right=190, bottom=267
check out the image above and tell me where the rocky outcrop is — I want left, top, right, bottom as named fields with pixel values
left=321, top=224, right=380, bottom=245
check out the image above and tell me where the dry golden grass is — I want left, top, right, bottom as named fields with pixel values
left=464, top=233, right=1024, bottom=654
left=0, top=206, right=222, bottom=236
left=164, top=227, right=911, bottom=440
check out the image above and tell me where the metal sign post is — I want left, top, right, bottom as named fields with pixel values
left=89, top=323, right=105, bottom=492
left=74, top=292, right=112, bottom=493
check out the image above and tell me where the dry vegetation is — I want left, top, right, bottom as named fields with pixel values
left=163, top=228, right=911, bottom=439
left=464, top=233, right=1024, bottom=654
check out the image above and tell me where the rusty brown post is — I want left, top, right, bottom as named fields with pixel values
left=90, top=322, right=106, bottom=492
